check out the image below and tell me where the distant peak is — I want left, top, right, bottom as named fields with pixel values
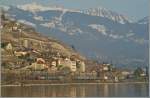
left=81, top=7, right=132, bottom=24
left=16, top=2, right=80, bottom=13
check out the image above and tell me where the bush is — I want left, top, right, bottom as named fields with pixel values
left=60, top=67, right=71, bottom=75
left=134, top=67, right=144, bottom=78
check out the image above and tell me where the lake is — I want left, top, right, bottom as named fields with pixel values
left=1, top=83, right=149, bottom=97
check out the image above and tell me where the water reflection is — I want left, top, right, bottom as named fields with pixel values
left=104, top=84, right=109, bottom=97
left=70, top=87, right=76, bottom=97
left=1, top=83, right=149, bottom=97
left=114, top=83, right=118, bottom=96
left=79, top=86, right=85, bottom=97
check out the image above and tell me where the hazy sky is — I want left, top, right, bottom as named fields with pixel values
left=0, top=0, right=149, bottom=21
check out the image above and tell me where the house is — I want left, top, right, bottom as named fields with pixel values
left=70, top=61, right=77, bottom=72
left=99, top=63, right=113, bottom=71
left=102, top=63, right=110, bottom=71
left=56, top=58, right=77, bottom=72
left=0, top=24, right=3, bottom=29
left=27, top=58, right=48, bottom=71
left=3, top=42, right=13, bottom=50
left=120, top=70, right=131, bottom=79
left=12, top=26, right=18, bottom=31
left=103, top=66, right=109, bottom=71
left=104, top=75, right=108, bottom=80
left=30, top=62, right=48, bottom=71
left=122, top=71, right=130, bottom=76
left=14, top=51, right=28, bottom=57
left=12, top=22, right=21, bottom=31
left=18, top=29, right=22, bottom=33
left=51, top=61, right=57, bottom=66
left=140, top=73, right=146, bottom=77
left=90, top=63, right=111, bottom=73
left=77, top=61, right=85, bottom=72
left=36, top=58, right=45, bottom=64
left=114, top=76, right=119, bottom=82
left=23, top=39, right=28, bottom=48
left=80, top=61, right=85, bottom=72
left=50, top=59, right=60, bottom=71
left=1, top=42, right=14, bottom=56
left=101, top=72, right=113, bottom=81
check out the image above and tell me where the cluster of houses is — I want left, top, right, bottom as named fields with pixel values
left=2, top=41, right=86, bottom=73
left=50, top=56, right=85, bottom=72
left=85, top=63, right=148, bottom=82
left=24, top=55, right=86, bottom=73
left=2, top=40, right=148, bottom=82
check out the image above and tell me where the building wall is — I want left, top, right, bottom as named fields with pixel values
left=79, top=62, right=85, bottom=72
left=6, top=43, right=13, bottom=50
left=57, top=58, right=77, bottom=72
left=23, top=40, right=28, bottom=48
left=30, top=62, right=47, bottom=70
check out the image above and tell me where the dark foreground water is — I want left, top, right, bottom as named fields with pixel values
left=1, top=83, right=149, bottom=97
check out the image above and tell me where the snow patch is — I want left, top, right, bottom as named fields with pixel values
left=88, top=24, right=107, bottom=35
left=109, top=34, right=124, bottom=39
left=126, top=33, right=135, bottom=37
left=33, top=16, right=44, bottom=21
left=17, top=2, right=80, bottom=13
left=18, top=19, right=36, bottom=27
left=40, top=22, right=55, bottom=28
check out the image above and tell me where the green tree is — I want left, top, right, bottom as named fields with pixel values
left=71, top=45, right=76, bottom=51
left=60, top=67, right=71, bottom=75
left=134, top=67, right=143, bottom=78
left=145, top=66, right=149, bottom=77
left=57, top=65, right=63, bottom=70
left=1, top=9, right=6, bottom=20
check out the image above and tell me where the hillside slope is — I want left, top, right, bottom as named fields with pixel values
left=1, top=16, right=86, bottom=70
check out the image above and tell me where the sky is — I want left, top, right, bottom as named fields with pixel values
left=0, top=0, right=149, bottom=21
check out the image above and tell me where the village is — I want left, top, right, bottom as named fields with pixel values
left=1, top=14, right=149, bottom=85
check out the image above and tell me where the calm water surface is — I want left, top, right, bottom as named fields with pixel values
left=1, top=83, right=149, bottom=97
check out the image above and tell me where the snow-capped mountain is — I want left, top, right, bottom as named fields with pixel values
left=81, top=7, right=132, bottom=24
left=16, top=2, right=80, bottom=13
left=3, top=3, right=149, bottom=68
left=15, top=3, right=132, bottom=24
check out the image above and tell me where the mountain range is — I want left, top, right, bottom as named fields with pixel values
left=2, top=3, right=149, bottom=68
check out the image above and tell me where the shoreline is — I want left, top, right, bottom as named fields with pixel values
left=1, top=82, right=149, bottom=87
